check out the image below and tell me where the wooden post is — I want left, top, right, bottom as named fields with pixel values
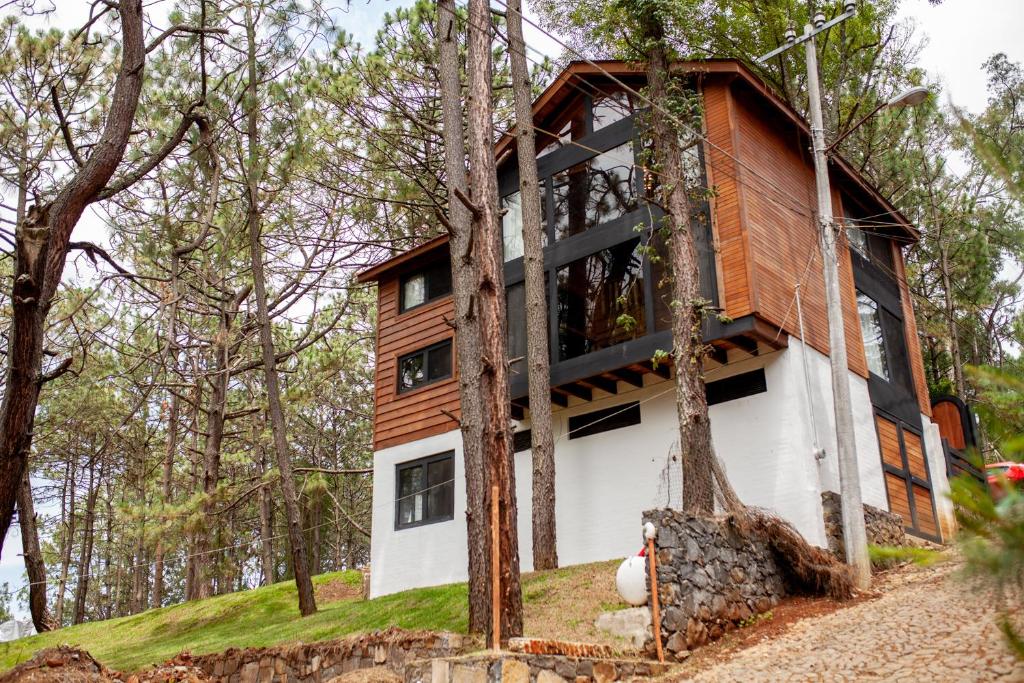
left=646, top=537, right=664, bottom=663
left=491, top=484, right=500, bottom=651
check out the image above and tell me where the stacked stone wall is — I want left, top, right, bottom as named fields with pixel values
left=821, top=491, right=907, bottom=565
left=191, top=628, right=466, bottom=682
left=641, top=510, right=786, bottom=660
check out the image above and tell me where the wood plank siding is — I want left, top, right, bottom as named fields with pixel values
left=372, top=276, right=460, bottom=450
left=715, top=84, right=868, bottom=377
left=702, top=82, right=754, bottom=318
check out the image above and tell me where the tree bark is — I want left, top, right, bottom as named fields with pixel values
left=73, top=460, right=100, bottom=625
left=436, top=0, right=489, bottom=633
left=0, top=0, right=148, bottom=553
left=243, top=0, right=316, bottom=617
left=193, top=288, right=247, bottom=599
left=54, top=458, right=76, bottom=626
left=254, top=413, right=276, bottom=586
left=642, top=22, right=716, bottom=514
left=466, top=0, right=524, bottom=646
left=17, top=468, right=51, bottom=631
left=505, top=0, right=558, bottom=571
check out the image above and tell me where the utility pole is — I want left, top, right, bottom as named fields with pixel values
left=759, top=2, right=871, bottom=588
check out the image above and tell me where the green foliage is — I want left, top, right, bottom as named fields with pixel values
left=949, top=469, right=1024, bottom=660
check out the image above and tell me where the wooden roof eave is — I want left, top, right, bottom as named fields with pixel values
left=355, top=234, right=450, bottom=283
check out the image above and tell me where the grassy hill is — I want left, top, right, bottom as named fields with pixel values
left=0, top=560, right=626, bottom=673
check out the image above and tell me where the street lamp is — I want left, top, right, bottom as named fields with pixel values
left=827, top=86, right=931, bottom=153
left=757, top=4, right=928, bottom=589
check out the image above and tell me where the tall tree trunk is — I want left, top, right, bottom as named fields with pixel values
left=17, top=468, right=51, bottom=631
left=0, top=1, right=147, bottom=552
left=130, top=444, right=147, bottom=614
left=243, top=0, right=316, bottom=617
left=185, top=384, right=202, bottom=602
left=436, top=0, right=489, bottom=633
left=73, top=460, right=100, bottom=625
left=152, top=387, right=176, bottom=609
left=642, top=20, right=716, bottom=514
left=254, top=413, right=276, bottom=586
left=55, top=458, right=76, bottom=626
left=466, top=0, right=524, bottom=646
left=193, top=290, right=247, bottom=599
left=505, top=0, right=558, bottom=571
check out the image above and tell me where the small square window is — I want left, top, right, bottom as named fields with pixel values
left=397, top=340, right=453, bottom=393
left=399, top=261, right=452, bottom=313
left=857, top=292, right=890, bottom=381
left=396, top=452, right=455, bottom=529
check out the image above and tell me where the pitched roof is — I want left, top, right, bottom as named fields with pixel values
left=357, top=58, right=916, bottom=283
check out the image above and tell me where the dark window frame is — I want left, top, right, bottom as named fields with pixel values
left=396, top=339, right=453, bottom=394
left=568, top=401, right=641, bottom=440
left=499, top=87, right=717, bottom=392
left=394, top=451, right=455, bottom=530
left=706, top=369, right=767, bottom=406
left=398, top=259, right=452, bottom=314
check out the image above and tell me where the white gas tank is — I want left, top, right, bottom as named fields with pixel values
left=615, top=555, right=648, bottom=606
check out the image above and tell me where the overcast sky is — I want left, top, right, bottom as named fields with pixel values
left=0, top=0, right=1021, bottom=621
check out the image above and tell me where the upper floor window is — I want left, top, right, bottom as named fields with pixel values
left=396, top=451, right=454, bottom=529
left=501, top=185, right=547, bottom=262
left=397, top=339, right=452, bottom=393
left=857, top=292, right=890, bottom=381
left=400, top=260, right=451, bottom=313
left=557, top=239, right=646, bottom=361
left=552, top=141, right=638, bottom=241
left=844, top=211, right=894, bottom=273
left=592, top=90, right=640, bottom=132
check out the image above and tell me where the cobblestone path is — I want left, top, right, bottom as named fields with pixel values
left=683, top=558, right=1023, bottom=682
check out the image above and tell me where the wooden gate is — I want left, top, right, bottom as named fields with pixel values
left=875, top=413, right=941, bottom=541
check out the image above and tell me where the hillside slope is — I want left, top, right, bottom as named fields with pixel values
left=0, top=560, right=626, bottom=673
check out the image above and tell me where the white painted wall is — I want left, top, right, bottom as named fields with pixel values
left=922, top=417, right=956, bottom=540
left=368, top=343, right=899, bottom=598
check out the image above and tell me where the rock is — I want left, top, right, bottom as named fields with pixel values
left=432, top=659, right=450, bottom=683
left=674, top=649, right=691, bottom=662
left=501, top=659, right=530, bottom=683
left=660, top=606, right=686, bottom=633
left=595, top=607, right=652, bottom=648
left=592, top=661, right=617, bottom=683
left=664, top=631, right=687, bottom=654
left=452, top=664, right=487, bottom=683
left=240, top=661, right=260, bottom=683
left=537, top=670, right=568, bottom=683
left=554, top=657, right=577, bottom=680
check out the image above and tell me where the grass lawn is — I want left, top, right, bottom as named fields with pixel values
left=0, top=559, right=627, bottom=674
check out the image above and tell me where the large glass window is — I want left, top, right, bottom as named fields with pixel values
left=857, top=292, right=889, bottom=380
left=556, top=239, right=646, bottom=361
left=397, top=340, right=453, bottom=393
left=501, top=185, right=547, bottom=262
left=537, top=97, right=587, bottom=159
left=400, top=260, right=452, bottom=312
left=552, top=141, right=638, bottom=241
left=396, top=452, right=454, bottom=529
left=592, top=90, right=639, bottom=132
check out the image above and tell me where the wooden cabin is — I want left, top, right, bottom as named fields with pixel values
left=357, top=59, right=954, bottom=598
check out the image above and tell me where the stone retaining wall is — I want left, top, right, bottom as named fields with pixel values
left=821, top=491, right=907, bottom=565
left=191, top=628, right=467, bottom=682
left=641, top=510, right=786, bottom=660
left=403, top=652, right=669, bottom=683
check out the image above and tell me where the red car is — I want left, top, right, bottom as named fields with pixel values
left=986, top=461, right=1024, bottom=498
